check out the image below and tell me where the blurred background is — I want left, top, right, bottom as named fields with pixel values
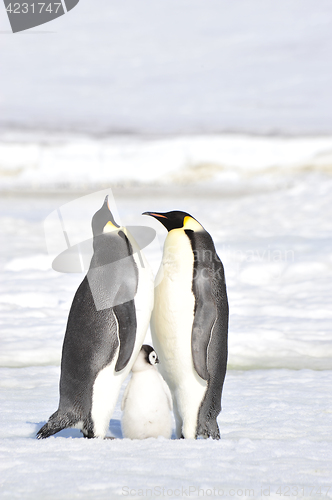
left=1, top=0, right=332, bottom=192
left=0, top=1, right=332, bottom=495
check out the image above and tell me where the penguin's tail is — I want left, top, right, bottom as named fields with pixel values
left=36, top=411, right=71, bottom=439
left=36, top=422, right=61, bottom=439
left=196, top=418, right=221, bottom=440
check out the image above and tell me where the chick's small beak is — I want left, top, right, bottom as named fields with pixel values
left=155, top=357, right=160, bottom=364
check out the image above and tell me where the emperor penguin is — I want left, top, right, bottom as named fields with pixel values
left=143, top=211, right=228, bottom=440
left=37, top=196, right=154, bottom=439
left=121, top=345, right=173, bottom=439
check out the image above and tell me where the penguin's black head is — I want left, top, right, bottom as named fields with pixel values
left=141, top=344, right=159, bottom=365
left=91, top=196, right=120, bottom=236
left=142, top=210, right=202, bottom=232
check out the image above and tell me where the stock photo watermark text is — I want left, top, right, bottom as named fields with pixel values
left=122, top=485, right=331, bottom=497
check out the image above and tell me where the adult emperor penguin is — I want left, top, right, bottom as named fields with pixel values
left=121, top=345, right=173, bottom=439
left=37, top=197, right=154, bottom=439
left=143, top=211, right=228, bottom=440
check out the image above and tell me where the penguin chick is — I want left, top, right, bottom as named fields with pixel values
left=121, top=345, right=173, bottom=439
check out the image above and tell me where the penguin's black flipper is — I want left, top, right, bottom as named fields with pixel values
left=185, top=230, right=220, bottom=381
left=114, top=298, right=137, bottom=372
left=190, top=267, right=217, bottom=381
left=88, top=229, right=138, bottom=374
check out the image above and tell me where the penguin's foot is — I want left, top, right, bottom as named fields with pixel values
left=81, top=429, right=95, bottom=439
left=81, top=433, right=115, bottom=440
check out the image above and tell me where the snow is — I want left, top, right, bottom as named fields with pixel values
left=1, top=1, right=332, bottom=135
left=0, top=174, right=331, bottom=498
left=0, top=367, right=331, bottom=499
left=1, top=133, right=332, bottom=192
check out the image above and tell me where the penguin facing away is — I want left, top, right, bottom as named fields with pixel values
left=121, top=345, right=173, bottom=439
left=143, top=211, right=228, bottom=440
left=37, top=197, right=154, bottom=439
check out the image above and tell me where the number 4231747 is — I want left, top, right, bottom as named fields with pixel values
left=6, top=3, right=62, bottom=14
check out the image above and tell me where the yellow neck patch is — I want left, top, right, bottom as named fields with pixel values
left=183, top=216, right=203, bottom=231
left=103, top=221, right=118, bottom=233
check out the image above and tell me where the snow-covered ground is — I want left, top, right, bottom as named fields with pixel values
left=1, top=132, right=332, bottom=192
left=0, top=171, right=331, bottom=498
left=1, top=367, right=331, bottom=499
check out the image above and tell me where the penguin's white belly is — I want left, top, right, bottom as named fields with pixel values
left=122, top=371, right=172, bottom=439
left=91, top=251, right=154, bottom=438
left=151, top=229, right=207, bottom=438
left=91, top=345, right=121, bottom=438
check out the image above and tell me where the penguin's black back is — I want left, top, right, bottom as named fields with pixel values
left=184, top=229, right=229, bottom=439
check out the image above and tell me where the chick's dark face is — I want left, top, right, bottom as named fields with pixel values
left=141, top=344, right=159, bottom=365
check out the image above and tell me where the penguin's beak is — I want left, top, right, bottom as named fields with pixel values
left=142, top=212, right=168, bottom=220
left=155, top=356, right=160, bottom=364
left=142, top=211, right=171, bottom=232
left=105, top=195, right=112, bottom=212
